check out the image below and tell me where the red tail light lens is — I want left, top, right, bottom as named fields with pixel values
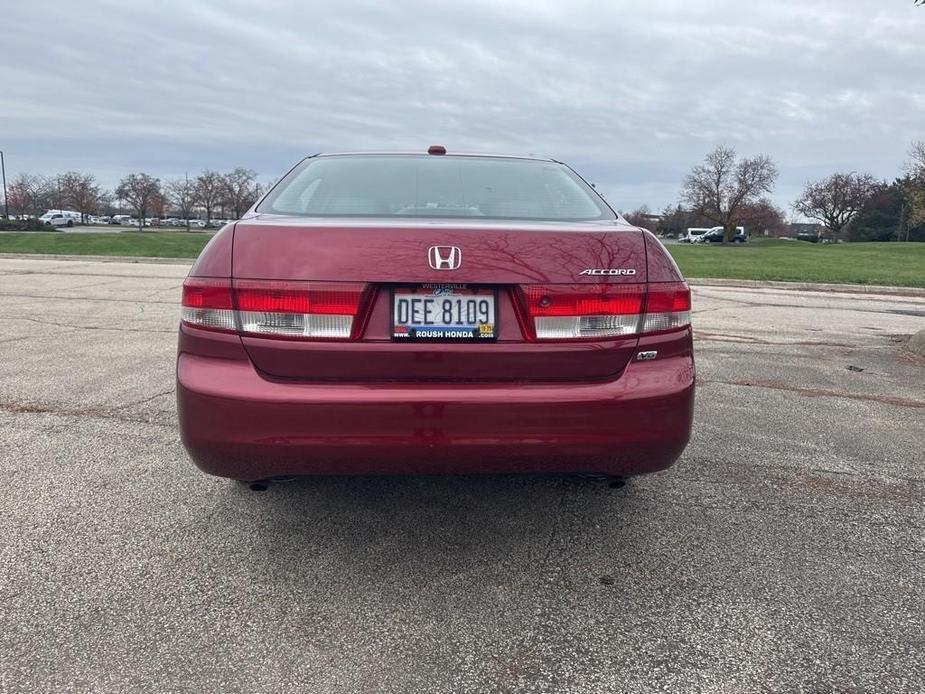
left=182, top=278, right=233, bottom=309
left=645, top=283, right=691, bottom=313
left=522, top=282, right=690, bottom=339
left=525, top=285, right=645, bottom=317
left=233, top=281, right=366, bottom=315
left=181, top=278, right=367, bottom=339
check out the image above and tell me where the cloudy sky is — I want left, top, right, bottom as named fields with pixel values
left=3, top=0, right=923, bottom=213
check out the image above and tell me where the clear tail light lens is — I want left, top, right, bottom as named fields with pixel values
left=181, top=278, right=367, bottom=340
left=523, top=282, right=690, bottom=340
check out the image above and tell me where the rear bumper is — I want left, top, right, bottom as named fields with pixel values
left=177, top=337, right=694, bottom=480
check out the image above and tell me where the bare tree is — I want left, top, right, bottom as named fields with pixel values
left=222, top=167, right=259, bottom=220
left=5, top=180, right=30, bottom=219
left=115, top=173, right=162, bottom=231
left=624, top=205, right=658, bottom=232
left=903, top=141, right=925, bottom=233
left=792, top=172, right=878, bottom=241
left=738, top=198, right=787, bottom=237
left=150, top=190, right=167, bottom=220
left=193, top=170, right=225, bottom=225
left=166, top=176, right=197, bottom=231
left=96, top=189, right=114, bottom=216
left=59, top=171, right=102, bottom=223
left=908, top=140, right=925, bottom=179
left=681, top=145, right=778, bottom=243
left=6, top=174, right=53, bottom=218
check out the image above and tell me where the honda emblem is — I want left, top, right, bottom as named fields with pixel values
left=428, top=246, right=462, bottom=270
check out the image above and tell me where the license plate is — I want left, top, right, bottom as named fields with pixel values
left=392, top=285, right=497, bottom=340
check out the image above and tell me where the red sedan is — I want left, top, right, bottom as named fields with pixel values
left=177, top=148, right=694, bottom=481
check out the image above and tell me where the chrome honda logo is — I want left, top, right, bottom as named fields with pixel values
left=428, top=245, right=462, bottom=270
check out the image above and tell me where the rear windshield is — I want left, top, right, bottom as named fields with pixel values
left=257, top=155, right=615, bottom=221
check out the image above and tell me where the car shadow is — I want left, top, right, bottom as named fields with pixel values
left=222, top=474, right=634, bottom=587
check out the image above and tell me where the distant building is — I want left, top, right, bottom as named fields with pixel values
left=623, top=211, right=663, bottom=232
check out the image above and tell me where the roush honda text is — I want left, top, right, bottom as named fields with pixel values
left=177, top=148, right=695, bottom=481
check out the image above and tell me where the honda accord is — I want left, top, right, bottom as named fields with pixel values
left=177, top=148, right=694, bottom=481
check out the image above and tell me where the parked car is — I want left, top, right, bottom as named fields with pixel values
left=40, top=212, right=70, bottom=228
left=39, top=209, right=81, bottom=227
left=693, top=226, right=747, bottom=243
left=177, top=148, right=695, bottom=483
left=110, top=215, right=132, bottom=225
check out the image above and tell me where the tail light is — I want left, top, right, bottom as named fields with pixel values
left=642, top=282, right=692, bottom=334
left=181, top=278, right=235, bottom=332
left=523, top=282, right=690, bottom=340
left=234, top=280, right=366, bottom=339
left=181, top=278, right=367, bottom=339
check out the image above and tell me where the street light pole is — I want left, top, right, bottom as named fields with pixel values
left=0, top=150, right=9, bottom=219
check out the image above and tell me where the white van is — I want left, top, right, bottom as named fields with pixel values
left=680, top=227, right=711, bottom=243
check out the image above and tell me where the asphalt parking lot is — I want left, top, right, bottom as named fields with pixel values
left=1, top=257, right=923, bottom=693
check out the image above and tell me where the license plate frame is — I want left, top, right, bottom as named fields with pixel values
left=391, top=284, right=498, bottom=342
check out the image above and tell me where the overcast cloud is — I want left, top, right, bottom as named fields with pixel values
left=2, top=0, right=923, bottom=212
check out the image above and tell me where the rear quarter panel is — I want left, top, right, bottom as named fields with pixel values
left=189, top=224, right=235, bottom=277
left=643, top=230, right=685, bottom=282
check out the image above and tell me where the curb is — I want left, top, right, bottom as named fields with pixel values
left=0, top=253, right=194, bottom=265
left=688, top=277, right=925, bottom=298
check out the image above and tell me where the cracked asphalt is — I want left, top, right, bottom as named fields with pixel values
left=1, top=256, right=923, bottom=693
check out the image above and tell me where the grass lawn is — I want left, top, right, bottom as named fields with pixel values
left=0, top=232, right=922, bottom=287
left=0, top=231, right=213, bottom=259
left=668, top=238, right=925, bottom=288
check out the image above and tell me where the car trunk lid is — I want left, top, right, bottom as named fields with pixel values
left=231, top=216, right=648, bottom=382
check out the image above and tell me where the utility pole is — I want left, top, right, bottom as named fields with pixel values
left=185, top=171, right=191, bottom=233
left=0, top=150, right=8, bottom=219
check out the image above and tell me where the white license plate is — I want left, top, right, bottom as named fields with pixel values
left=392, top=286, right=497, bottom=340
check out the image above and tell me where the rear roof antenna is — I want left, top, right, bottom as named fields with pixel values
left=427, top=145, right=447, bottom=155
